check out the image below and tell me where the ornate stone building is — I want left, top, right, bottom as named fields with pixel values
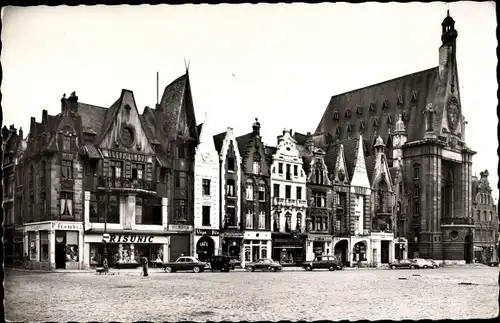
left=9, top=71, right=200, bottom=270
left=213, top=127, right=243, bottom=263
left=268, top=129, right=308, bottom=265
left=314, top=12, right=476, bottom=263
left=236, top=119, right=272, bottom=268
left=472, top=170, right=498, bottom=263
left=193, top=113, right=220, bottom=261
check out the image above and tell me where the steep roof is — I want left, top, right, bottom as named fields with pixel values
left=365, top=155, right=376, bottom=185
left=159, top=74, right=190, bottom=140
left=213, top=131, right=227, bottom=154
left=323, top=143, right=339, bottom=177
left=236, top=132, right=253, bottom=157
left=315, top=67, right=439, bottom=155
left=77, top=102, right=107, bottom=136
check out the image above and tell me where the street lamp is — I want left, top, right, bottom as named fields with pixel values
left=103, top=176, right=112, bottom=265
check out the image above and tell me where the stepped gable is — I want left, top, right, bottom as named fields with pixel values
left=315, top=67, right=439, bottom=154
left=213, top=131, right=227, bottom=154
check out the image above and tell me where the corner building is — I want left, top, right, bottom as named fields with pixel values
left=314, top=12, right=476, bottom=263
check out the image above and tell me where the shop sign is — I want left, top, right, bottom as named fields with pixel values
left=195, top=228, right=220, bottom=236
left=51, top=222, right=83, bottom=231
left=310, top=236, right=332, bottom=241
left=168, top=224, right=193, bottom=232
left=109, top=234, right=154, bottom=243
left=223, top=232, right=244, bottom=238
left=371, top=232, right=393, bottom=239
left=107, top=150, right=148, bottom=163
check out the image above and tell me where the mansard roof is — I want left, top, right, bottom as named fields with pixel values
left=315, top=67, right=439, bottom=155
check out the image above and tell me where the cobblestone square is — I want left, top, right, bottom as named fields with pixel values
left=5, top=266, right=499, bottom=322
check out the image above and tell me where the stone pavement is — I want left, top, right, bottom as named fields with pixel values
left=5, top=266, right=498, bottom=322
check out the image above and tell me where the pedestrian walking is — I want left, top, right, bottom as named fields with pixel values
left=23, top=253, right=31, bottom=270
left=141, top=257, right=149, bottom=277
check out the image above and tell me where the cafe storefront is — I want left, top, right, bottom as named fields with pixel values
left=272, top=233, right=307, bottom=266
left=84, top=232, right=170, bottom=269
left=194, top=228, right=220, bottom=262
left=306, top=234, right=333, bottom=261
left=22, top=221, right=84, bottom=270
left=220, top=231, right=244, bottom=265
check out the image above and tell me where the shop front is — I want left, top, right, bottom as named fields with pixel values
left=84, top=232, right=169, bottom=269
left=221, top=231, right=244, bottom=266
left=272, top=233, right=307, bottom=266
left=242, top=231, right=272, bottom=268
left=306, top=234, right=333, bottom=261
left=22, top=221, right=84, bottom=270
left=194, top=228, right=220, bottom=262
left=474, top=244, right=497, bottom=263
left=168, top=224, right=193, bottom=261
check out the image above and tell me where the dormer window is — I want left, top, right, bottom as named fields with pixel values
left=402, top=110, right=409, bottom=121
left=382, top=99, right=389, bottom=109
left=411, top=90, right=418, bottom=103
left=347, top=123, right=353, bottom=133
left=356, top=105, right=363, bottom=115
left=387, top=115, right=393, bottom=124
left=369, top=102, right=376, bottom=112
left=373, top=117, right=380, bottom=127
left=333, top=111, right=340, bottom=120
left=359, top=120, right=365, bottom=130
left=344, top=109, right=352, bottom=118
left=336, top=127, right=341, bottom=135
left=397, top=95, right=404, bottom=106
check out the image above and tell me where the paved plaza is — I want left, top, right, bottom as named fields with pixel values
left=5, top=266, right=499, bottom=322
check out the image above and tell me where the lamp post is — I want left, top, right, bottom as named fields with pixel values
left=103, top=176, right=111, bottom=265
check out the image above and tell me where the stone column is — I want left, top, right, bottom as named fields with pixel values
left=49, top=230, right=56, bottom=269
left=127, top=195, right=136, bottom=228
left=24, top=231, right=29, bottom=255
left=35, top=231, right=40, bottom=262
left=162, top=197, right=169, bottom=228
left=163, top=237, right=170, bottom=262
left=363, top=193, right=371, bottom=233
left=78, top=230, right=84, bottom=269
left=388, top=240, right=394, bottom=263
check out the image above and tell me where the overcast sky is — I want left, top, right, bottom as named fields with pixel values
left=1, top=2, right=497, bottom=199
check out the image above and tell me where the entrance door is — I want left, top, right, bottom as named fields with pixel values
left=55, top=232, right=66, bottom=269
left=252, top=245, right=259, bottom=262
left=196, top=236, right=215, bottom=262
left=381, top=241, right=390, bottom=264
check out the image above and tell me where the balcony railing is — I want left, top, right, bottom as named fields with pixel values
left=441, top=217, right=474, bottom=225
left=98, top=176, right=157, bottom=193
left=273, top=197, right=308, bottom=207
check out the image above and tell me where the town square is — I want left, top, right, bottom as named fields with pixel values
left=2, top=2, right=498, bottom=322
left=5, top=266, right=498, bottom=322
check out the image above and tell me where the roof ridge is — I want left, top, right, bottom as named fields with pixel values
left=329, top=66, right=438, bottom=100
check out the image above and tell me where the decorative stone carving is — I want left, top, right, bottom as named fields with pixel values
left=446, top=96, right=460, bottom=131
left=423, top=103, right=436, bottom=134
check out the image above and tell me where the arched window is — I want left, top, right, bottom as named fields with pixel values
left=296, top=213, right=302, bottom=231
left=245, top=179, right=254, bottom=200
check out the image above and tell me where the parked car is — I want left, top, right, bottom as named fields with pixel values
left=425, top=259, right=439, bottom=269
left=412, top=258, right=433, bottom=269
left=483, top=260, right=499, bottom=267
left=245, top=258, right=282, bottom=272
left=389, top=259, right=417, bottom=269
left=162, top=256, right=209, bottom=273
left=207, top=255, right=235, bottom=272
left=302, top=255, right=343, bottom=271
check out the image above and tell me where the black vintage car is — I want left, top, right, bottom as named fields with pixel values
left=208, top=255, right=235, bottom=272
left=302, top=255, right=343, bottom=271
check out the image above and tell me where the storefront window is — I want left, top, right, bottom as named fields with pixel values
left=40, top=231, right=49, bottom=261
left=261, top=247, right=267, bottom=259
left=244, top=246, right=251, bottom=262
left=29, top=232, right=37, bottom=260
left=66, top=231, right=79, bottom=262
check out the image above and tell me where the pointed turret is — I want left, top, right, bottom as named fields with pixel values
left=350, top=135, right=370, bottom=188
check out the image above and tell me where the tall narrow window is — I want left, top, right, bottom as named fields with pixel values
left=285, top=213, right=292, bottom=232
left=175, top=199, right=187, bottom=221
left=253, top=161, right=260, bottom=174
left=175, top=171, right=187, bottom=188
left=413, top=167, right=420, bottom=180
left=278, top=163, right=283, bottom=174
left=110, top=160, right=122, bottom=179
left=285, top=185, right=291, bottom=199
left=132, top=163, right=144, bottom=179
left=296, top=213, right=302, bottom=231
left=323, top=217, right=328, bottom=232
left=246, top=180, right=254, bottom=200
left=246, top=209, right=253, bottom=229
left=60, top=192, right=73, bottom=218
left=286, top=164, right=291, bottom=180
left=135, top=197, right=143, bottom=224
left=273, top=184, right=280, bottom=198
left=258, top=185, right=265, bottom=201
left=62, top=135, right=71, bottom=151
left=226, top=179, right=235, bottom=197
left=202, top=206, right=211, bottom=226
left=202, top=179, right=211, bottom=196
left=296, top=187, right=302, bottom=200
left=227, top=157, right=235, bottom=171
left=177, top=143, right=185, bottom=159
left=294, top=165, right=298, bottom=176
left=258, top=211, right=265, bottom=229
left=61, top=160, right=73, bottom=179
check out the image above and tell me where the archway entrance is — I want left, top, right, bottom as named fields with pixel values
left=352, top=241, right=367, bottom=262
left=334, top=240, right=349, bottom=266
left=196, top=236, right=215, bottom=262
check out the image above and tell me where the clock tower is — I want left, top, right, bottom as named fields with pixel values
left=391, top=114, right=407, bottom=169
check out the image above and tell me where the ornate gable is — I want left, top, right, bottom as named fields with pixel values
left=99, top=90, right=155, bottom=155
left=350, top=135, right=370, bottom=188
left=333, top=144, right=349, bottom=184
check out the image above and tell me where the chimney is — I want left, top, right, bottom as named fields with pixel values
left=61, top=93, right=67, bottom=113
left=42, top=110, right=48, bottom=124
left=67, top=91, right=78, bottom=113
left=19, top=127, right=23, bottom=139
